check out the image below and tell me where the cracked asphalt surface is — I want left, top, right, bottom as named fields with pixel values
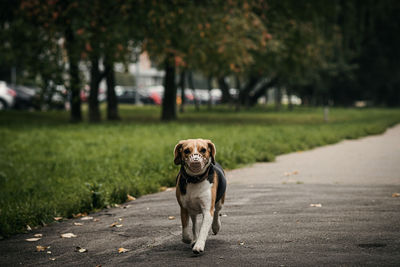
left=1, top=125, right=400, bottom=266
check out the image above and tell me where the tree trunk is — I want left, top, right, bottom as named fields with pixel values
left=207, top=76, right=212, bottom=110
left=161, top=54, right=177, bottom=121
left=65, top=27, right=82, bottom=122
left=179, top=69, right=186, bottom=113
left=188, top=71, right=200, bottom=111
left=239, top=75, right=260, bottom=107
left=235, top=75, right=241, bottom=112
left=275, top=86, right=282, bottom=111
left=218, top=76, right=231, bottom=104
left=89, top=56, right=102, bottom=122
left=105, top=60, right=120, bottom=120
left=287, top=88, right=293, bottom=111
left=249, top=77, right=278, bottom=106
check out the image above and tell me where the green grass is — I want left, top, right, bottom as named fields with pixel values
left=1, top=105, right=400, bottom=237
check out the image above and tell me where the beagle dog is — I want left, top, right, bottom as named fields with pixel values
left=174, top=139, right=226, bottom=254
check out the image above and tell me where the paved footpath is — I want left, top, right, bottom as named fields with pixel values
left=1, top=125, right=400, bottom=266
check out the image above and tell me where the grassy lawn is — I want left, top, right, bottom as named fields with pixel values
left=1, top=105, right=400, bottom=237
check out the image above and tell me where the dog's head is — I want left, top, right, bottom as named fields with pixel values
left=174, top=139, right=216, bottom=175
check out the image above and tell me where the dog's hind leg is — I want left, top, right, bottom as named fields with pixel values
left=180, top=207, right=191, bottom=244
left=212, top=200, right=223, bottom=235
left=190, top=214, right=199, bottom=248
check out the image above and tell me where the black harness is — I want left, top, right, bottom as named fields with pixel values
left=177, top=162, right=227, bottom=204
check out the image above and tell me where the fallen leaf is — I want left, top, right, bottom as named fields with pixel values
left=74, top=222, right=83, bottom=226
left=73, top=213, right=87, bottom=218
left=36, top=245, right=48, bottom=252
left=75, top=247, right=88, bottom=253
left=392, top=193, right=400, bottom=198
left=47, top=251, right=52, bottom=254
left=239, top=241, right=245, bottom=246
left=54, top=217, right=63, bottom=221
left=127, top=194, right=136, bottom=201
left=93, top=218, right=100, bottom=222
left=110, top=222, right=123, bottom=228
left=49, top=258, right=56, bottom=261
left=34, top=234, right=43, bottom=238
left=26, top=238, right=41, bottom=242
left=60, top=233, right=77, bottom=238
left=114, top=204, right=120, bottom=208
left=168, top=216, right=175, bottom=220
left=27, top=225, right=32, bottom=231
left=118, top=218, right=123, bottom=222
left=310, top=203, right=322, bottom=207
left=118, top=247, right=129, bottom=253
left=284, top=170, right=299, bottom=176
left=80, top=216, right=93, bottom=221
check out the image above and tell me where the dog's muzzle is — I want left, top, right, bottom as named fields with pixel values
left=185, top=153, right=209, bottom=173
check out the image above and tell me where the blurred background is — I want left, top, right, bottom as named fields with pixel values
left=0, top=0, right=399, bottom=121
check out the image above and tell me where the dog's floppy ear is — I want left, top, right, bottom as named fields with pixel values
left=174, top=140, right=185, bottom=165
left=205, top=140, right=216, bottom=164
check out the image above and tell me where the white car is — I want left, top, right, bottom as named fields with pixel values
left=0, top=81, right=16, bottom=110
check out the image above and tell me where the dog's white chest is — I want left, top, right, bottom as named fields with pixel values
left=181, top=180, right=212, bottom=214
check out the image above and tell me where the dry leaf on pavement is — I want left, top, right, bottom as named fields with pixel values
left=80, top=216, right=93, bottom=221
left=60, top=233, right=77, bottom=238
left=26, top=238, right=41, bottom=242
left=74, top=222, right=83, bottom=226
left=34, top=234, right=42, bottom=237
left=36, top=245, right=48, bottom=252
left=118, top=248, right=129, bottom=253
left=110, top=222, right=123, bottom=228
left=168, top=216, right=175, bottom=220
left=392, top=193, right=400, bottom=197
left=127, top=194, right=136, bottom=201
left=75, top=247, right=88, bottom=253
left=310, top=203, right=322, bottom=207
left=54, top=217, right=63, bottom=221
left=72, top=212, right=87, bottom=218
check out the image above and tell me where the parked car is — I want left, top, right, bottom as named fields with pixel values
left=13, top=85, right=41, bottom=110
left=116, top=85, right=162, bottom=105
left=116, top=86, right=139, bottom=104
left=80, top=85, right=106, bottom=102
left=0, top=81, right=16, bottom=110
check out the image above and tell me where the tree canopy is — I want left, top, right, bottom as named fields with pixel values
left=1, top=0, right=399, bottom=121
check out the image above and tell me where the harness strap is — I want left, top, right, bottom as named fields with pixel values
left=177, top=163, right=226, bottom=204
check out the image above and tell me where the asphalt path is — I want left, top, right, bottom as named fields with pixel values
left=1, top=125, right=400, bottom=266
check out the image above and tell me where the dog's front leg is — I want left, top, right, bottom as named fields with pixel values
left=180, top=207, right=191, bottom=244
left=192, top=209, right=213, bottom=254
left=190, top=214, right=199, bottom=247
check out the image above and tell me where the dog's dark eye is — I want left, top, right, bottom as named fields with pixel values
left=184, top=149, right=190, bottom=154
left=200, top=148, right=207, bottom=153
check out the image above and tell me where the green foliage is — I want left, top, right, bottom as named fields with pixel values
left=0, top=106, right=400, bottom=236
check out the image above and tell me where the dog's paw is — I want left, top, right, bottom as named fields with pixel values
left=192, top=240, right=205, bottom=254
left=212, top=219, right=221, bottom=235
